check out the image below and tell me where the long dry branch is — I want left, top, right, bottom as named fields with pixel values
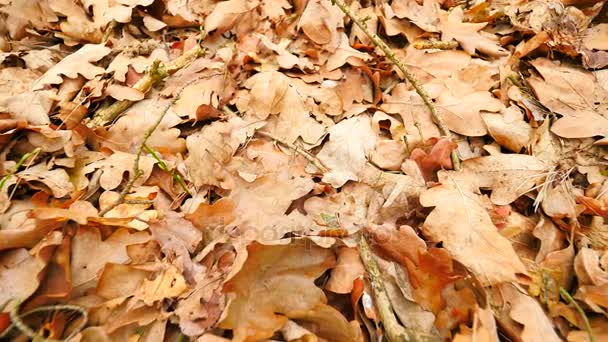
left=331, top=0, right=460, bottom=170
left=88, top=46, right=205, bottom=128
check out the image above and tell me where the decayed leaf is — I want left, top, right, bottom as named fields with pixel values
left=317, top=115, right=377, bottom=188
left=419, top=171, right=527, bottom=285
left=462, top=154, right=548, bottom=205
left=33, top=44, right=111, bottom=89
left=219, top=241, right=339, bottom=341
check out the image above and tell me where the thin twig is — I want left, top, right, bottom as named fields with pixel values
left=98, top=76, right=203, bottom=216
left=0, top=301, right=87, bottom=341
left=144, top=144, right=191, bottom=195
left=560, top=287, right=596, bottom=342
left=412, top=39, right=459, bottom=50
left=331, top=0, right=460, bottom=170
left=256, top=131, right=329, bottom=173
left=358, top=234, right=441, bottom=342
left=88, top=45, right=205, bottom=128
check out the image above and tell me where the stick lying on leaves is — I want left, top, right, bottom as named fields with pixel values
left=88, top=45, right=205, bottom=128
left=331, top=0, right=460, bottom=171
left=98, top=78, right=201, bottom=216
left=358, top=234, right=441, bottom=342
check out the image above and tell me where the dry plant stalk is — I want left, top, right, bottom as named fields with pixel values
left=88, top=46, right=205, bottom=128
left=331, top=0, right=460, bottom=170
left=358, top=234, right=441, bottom=342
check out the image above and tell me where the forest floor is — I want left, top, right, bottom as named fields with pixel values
left=1, top=0, right=608, bottom=341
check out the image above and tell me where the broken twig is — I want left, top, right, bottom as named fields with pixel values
left=412, top=39, right=459, bottom=50
left=331, top=0, right=460, bottom=170
left=88, top=45, right=205, bottom=128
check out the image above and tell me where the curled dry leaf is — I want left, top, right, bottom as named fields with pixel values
left=326, top=247, right=365, bottom=294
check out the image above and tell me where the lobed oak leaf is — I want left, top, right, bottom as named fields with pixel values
left=218, top=241, right=338, bottom=342
left=419, top=172, right=527, bottom=285
left=33, top=44, right=111, bottom=89
left=96, top=151, right=156, bottom=191
left=317, top=115, right=377, bottom=187
left=16, top=163, right=75, bottom=198
left=70, top=227, right=149, bottom=289
left=325, top=33, right=373, bottom=71
left=439, top=7, right=508, bottom=57
left=528, top=58, right=608, bottom=138
left=462, top=154, right=548, bottom=205
left=435, top=87, right=503, bottom=136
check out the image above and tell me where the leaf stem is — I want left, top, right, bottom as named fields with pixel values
left=560, top=287, right=596, bottom=342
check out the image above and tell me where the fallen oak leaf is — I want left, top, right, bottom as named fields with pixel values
left=32, top=44, right=111, bottom=90
left=419, top=170, right=527, bottom=285
left=462, top=154, right=548, bottom=206
left=219, top=240, right=339, bottom=342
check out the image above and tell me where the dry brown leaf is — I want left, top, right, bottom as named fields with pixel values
left=574, top=247, right=608, bottom=286
left=33, top=44, right=111, bottom=89
left=583, top=23, right=608, bottom=51
left=392, top=0, right=441, bottom=32
left=500, top=284, right=562, bottom=342
left=298, top=0, right=344, bottom=49
left=435, top=86, right=503, bottom=136
left=0, top=247, right=50, bottom=305
left=102, top=98, right=186, bottom=154
left=462, top=154, right=548, bottom=205
left=317, top=115, right=377, bottom=187
left=482, top=106, right=532, bottom=152
left=96, top=263, right=150, bottom=299
left=95, top=151, right=156, bottom=191
left=71, top=227, right=149, bottom=289
left=17, top=163, right=75, bottom=198
left=219, top=241, right=338, bottom=342
left=205, top=0, right=253, bottom=34
left=326, top=247, right=364, bottom=294
left=136, top=263, right=189, bottom=305
left=528, top=58, right=608, bottom=138
left=419, top=171, right=527, bottom=285
left=439, top=7, right=508, bottom=57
